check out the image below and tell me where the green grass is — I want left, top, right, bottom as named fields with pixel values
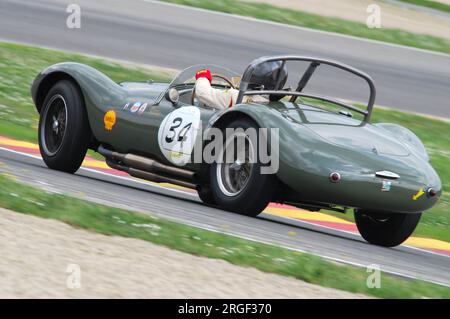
left=162, top=0, right=450, bottom=54
left=0, top=174, right=448, bottom=298
left=399, top=0, right=450, bottom=13
left=0, top=41, right=448, bottom=242
left=0, top=42, right=171, bottom=143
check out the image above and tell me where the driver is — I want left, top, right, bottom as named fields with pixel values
left=194, top=61, right=288, bottom=109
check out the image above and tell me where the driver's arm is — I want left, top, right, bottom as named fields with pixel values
left=195, top=69, right=238, bottom=109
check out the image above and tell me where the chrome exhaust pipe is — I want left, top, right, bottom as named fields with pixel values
left=125, top=154, right=194, bottom=180
left=98, top=145, right=195, bottom=180
left=106, top=159, right=196, bottom=189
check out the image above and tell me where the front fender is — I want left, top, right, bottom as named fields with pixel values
left=31, top=62, right=125, bottom=113
left=31, top=63, right=132, bottom=146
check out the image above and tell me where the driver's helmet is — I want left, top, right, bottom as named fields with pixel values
left=248, top=61, right=288, bottom=90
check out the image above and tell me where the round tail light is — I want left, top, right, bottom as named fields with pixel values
left=329, top=172, right=341, bottom=183
left=427, top=188, right=437, bottom=198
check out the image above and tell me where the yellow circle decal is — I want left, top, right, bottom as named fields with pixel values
left=104, top=110, right=116, bottom=131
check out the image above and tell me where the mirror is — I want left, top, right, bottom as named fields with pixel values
left=166, top=88, right=179, bottom=105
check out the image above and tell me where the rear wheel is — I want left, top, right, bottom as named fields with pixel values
left=197, top=184, right=217, bottom=206
left=210, top=118, right=276, bottom=216
left=354, top=210, right=421, bottom=247
left=38, top=80, right=91, bottom=173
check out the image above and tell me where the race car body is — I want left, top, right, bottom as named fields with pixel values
left=31, top=56, right=442, bottom=247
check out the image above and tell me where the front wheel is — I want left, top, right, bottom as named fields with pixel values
left=354, top=210, right=421, bottom=247
left=38, top=80, right=91, bottom=173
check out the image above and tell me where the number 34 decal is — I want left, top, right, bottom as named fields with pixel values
left=158, top=106, right=201, bottom=165
left=164, top=117, right=193, bottom=144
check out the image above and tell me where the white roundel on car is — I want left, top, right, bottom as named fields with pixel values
left=158, top=106, right=201, bottom=166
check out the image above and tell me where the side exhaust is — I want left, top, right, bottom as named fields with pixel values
left=98, top=145, right=197, bottom=189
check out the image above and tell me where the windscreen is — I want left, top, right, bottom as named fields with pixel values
left=169, top=64, right=241, bottom=88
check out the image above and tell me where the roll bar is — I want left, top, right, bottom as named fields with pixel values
left=236, top=56, right=376, bottom=122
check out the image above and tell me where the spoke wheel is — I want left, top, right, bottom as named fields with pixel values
left=38, top=80, right=91, bottom=173
left=210, top=118, right=276, bottom=216
left=40, top=94, right=68, bottom=156
left=216, top=132, right=254, bottom=197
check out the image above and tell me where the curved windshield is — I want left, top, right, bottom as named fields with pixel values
left=169, top=64, right=241, bottom=88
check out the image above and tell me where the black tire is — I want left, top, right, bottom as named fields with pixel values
left=210, top=118, right=276, bottom=216
left=354, top=210, right=421, bottom=247
left=197, top=184, right=217, bottom=206
left=38, top=80, right=91, bottom=173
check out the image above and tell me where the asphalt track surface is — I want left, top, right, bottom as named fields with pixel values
left=0, top=0, right=449, bottom=286
left=1, top=148, right=449, bottom=287
left=0, top=0, right=449, bottom=117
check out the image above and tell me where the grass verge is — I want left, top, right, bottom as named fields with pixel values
left=162, top=0, right=450, bottom=54
left=0, top=41, right=448, bottom=242
left=0, top=42, right=171, bottom=142
left=399, top=0, right=450, bottom=14
left=0, top=173, right=449, bottom=298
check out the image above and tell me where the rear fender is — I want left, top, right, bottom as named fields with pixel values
left=374, top=123, right=429, bottom=161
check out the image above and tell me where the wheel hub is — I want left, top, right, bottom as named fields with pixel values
left=52, top=116, right=59, bottom=134
left=216, top=133, right=255, bottom=197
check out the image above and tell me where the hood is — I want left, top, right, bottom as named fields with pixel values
left=120, top=82, right=169, bottom=103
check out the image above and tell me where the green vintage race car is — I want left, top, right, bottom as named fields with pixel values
left=31, top=55, right=441, bottom=247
